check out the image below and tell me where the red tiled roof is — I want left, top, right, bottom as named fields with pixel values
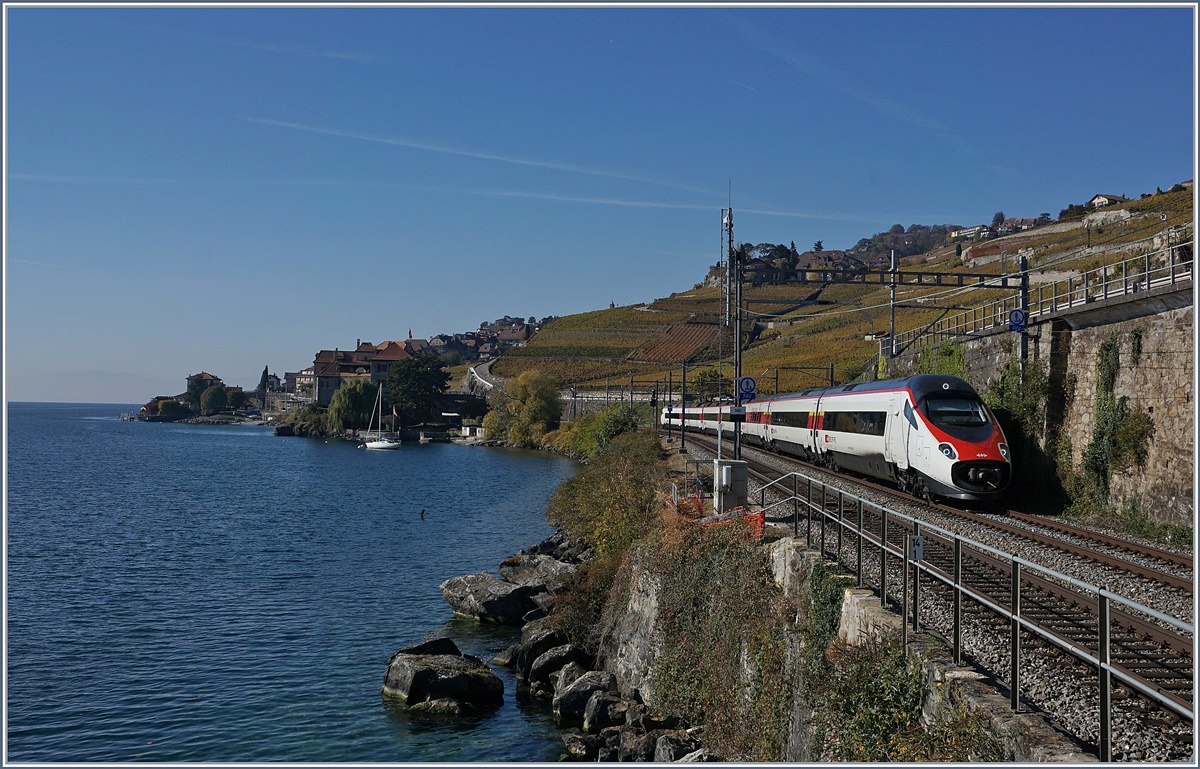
left=373, top=342, right=413, bottom=361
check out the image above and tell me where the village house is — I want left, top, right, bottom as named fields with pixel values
left=369, top=340, right=412, bottom=383
left=187, top=371, right=224, bottom=390
left=1088, top=194, right=1129, bottom=208
left=949, top=224, right=995, bottom=241
left=405, top=338, right=431, bottom=356
left=305, top=338, right=447, bottom=405
left=285, top=367, right=315, bottom=396
left=997, top=217, right=1039, bottom=235
left=496, top=323, right=531, bottom=344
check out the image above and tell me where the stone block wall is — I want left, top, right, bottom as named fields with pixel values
left=1056, top=306, right=1193, bottom=526
left=888, top=297, right=1193, bottom=527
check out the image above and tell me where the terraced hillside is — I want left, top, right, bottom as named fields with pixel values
left=491, top=187, right=1193, bottom=396
left=628, top=323, right=720, bottom=363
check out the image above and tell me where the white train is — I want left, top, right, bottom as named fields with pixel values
left=661, top=374, right=1010, bottom=503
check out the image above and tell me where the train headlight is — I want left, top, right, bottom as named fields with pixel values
left=998, top=443, right=1009, bottom=459
left=938, top=442, right=957, bottom=460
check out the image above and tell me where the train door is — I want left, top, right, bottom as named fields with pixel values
left=900, top=398, right=921, bottom=470
left=811, top=397, right=824, bottom=459
left=909, top=398, right=931, bottom=468
left=885, top=395, right=901, bottom=466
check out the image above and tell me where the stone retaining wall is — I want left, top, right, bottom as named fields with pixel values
left=887, top=291, right=1193, bottom=527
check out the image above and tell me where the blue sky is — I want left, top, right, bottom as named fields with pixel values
left=4, top=4, right=1195, bottom=403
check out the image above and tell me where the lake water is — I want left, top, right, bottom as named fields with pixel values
left=5, top=403, right=579, bottom=762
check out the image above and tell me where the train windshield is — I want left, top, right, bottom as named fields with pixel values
left=921, top=396, right=990, bottom=427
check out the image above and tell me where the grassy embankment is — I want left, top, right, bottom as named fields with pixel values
left=544, top=430, right=1000, bottom=760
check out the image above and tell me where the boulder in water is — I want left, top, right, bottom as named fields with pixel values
left=439, top=572, right=544, bottom=625
left=382, top=637, right=503, bottom=713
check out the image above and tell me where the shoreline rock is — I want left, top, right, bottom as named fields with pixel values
left=439, top=572, right=546, bottom=625
left=381, top=637, right=503, bottom=714
left=390, top=529, right=709, bottom=758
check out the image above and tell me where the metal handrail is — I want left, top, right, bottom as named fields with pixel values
left=757, top=469, right=1193, bottom=759
left=892, top=236, right=1193, bottom=354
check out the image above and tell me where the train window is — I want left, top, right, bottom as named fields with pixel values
left=771, top=411, right=810, bottom=428
left=923, top=397, right=989, bottom=427
left=826, top=411, right=886, bottom=436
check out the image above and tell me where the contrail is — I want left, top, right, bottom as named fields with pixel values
left=242, top=117, right=715, bottom=196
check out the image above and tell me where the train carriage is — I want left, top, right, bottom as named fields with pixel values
left=662, top=374, right=1010, bottom=503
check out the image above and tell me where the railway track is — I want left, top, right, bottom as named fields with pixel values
left=688, top=433, right=1192, bottom=596
left=677, top=432, right=1194, bottom=758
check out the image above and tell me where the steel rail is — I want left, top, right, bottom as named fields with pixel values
left=681, top=434, right=1194, bottom=729
left=720, top=432, right=1191, bottom=595
left=1005, top=510, right=1193, bottom=569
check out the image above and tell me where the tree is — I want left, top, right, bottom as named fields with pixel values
left=228, top=390, right=246, bottom=410
left=992, top=211, right=1005, bottom=229
left=200, top=385, right=228, bottom=416
left=157, top=399, right=190, bottom=419
left=257, top=366, right=270, bottom=394
left=889, top=224, right=905, bottom=235
left=1059, top=203, right=1088, bottom=221
left=690, top=367, right=732, bottom=402
left=327, top=378, right=377, bottom=431
left=812, top=240, right=824, bottom=252
left=483, top=369, right=561, bottom=447
left=384, top=353, right=451, bottom=427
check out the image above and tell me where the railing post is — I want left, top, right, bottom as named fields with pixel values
left=836, top=490, right=844, bottom=564
left=806, top=477, right=813, bottom=546
left=902, top=529, right=910, bottom=651
left=820, top=484, right=827, bottom=557
left=1099, top=589, right=1112, bottom=762
left=912, top=521, right=921, bottom=632
left=792, top=473, right=798, bottom=537
left=953, top=536, right=962, bottom=665
left=1010, top=560, right=1022, bottom=712
left=856, top=499, right=864, bottom=588
left=880, top=511, right=889, bottom=609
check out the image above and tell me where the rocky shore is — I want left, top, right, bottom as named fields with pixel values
left=381, top=530, right=713, bottom=762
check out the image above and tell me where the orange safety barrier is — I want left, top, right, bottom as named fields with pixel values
left=695, top=506, right=765, bottom=541
left=676, top=491, right=706, bottom=519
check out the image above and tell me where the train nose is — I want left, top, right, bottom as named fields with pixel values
left=969, top=466, right=999, bottom=483
left=952, top=461, right=1010, bottom=493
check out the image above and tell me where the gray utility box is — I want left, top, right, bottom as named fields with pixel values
left=713, top=459, right=749, bottom=513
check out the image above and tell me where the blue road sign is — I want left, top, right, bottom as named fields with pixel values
left=1008, top=309, right=1027, bottom=332
left=737, top=376, right=757, bottom=402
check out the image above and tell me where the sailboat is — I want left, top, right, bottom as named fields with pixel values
left=363, top=383, right=402, bottom=450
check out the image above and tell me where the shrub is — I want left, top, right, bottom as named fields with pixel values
left=327, top=378, right=376, bottom=431
left=547, top=431, right=663, bottom=561
left=157, top=399, right=190, bottom=419
left=915, top=341, right=965, bottom=378
left=485, top=369, right=562, bottom=447
left=276, top=404, right=329, bottom=438
left=200, top=385, right=228, bottom=416
left=547, top=431, right=665, bottom=653
left=649, top=523, right=793, bottom=760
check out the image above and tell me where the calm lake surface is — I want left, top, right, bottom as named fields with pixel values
left=6, top=403, right=578, bottom=762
